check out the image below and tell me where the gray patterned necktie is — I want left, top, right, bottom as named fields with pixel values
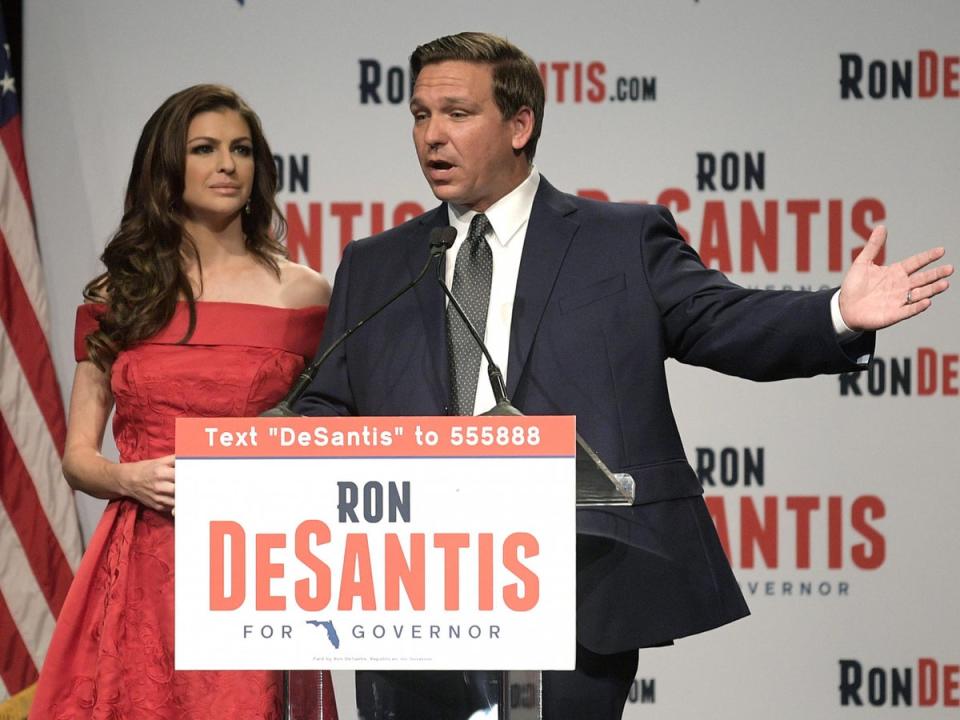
left=447, top=213, right=493, bottom=415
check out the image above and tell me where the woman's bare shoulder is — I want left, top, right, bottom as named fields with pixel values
left=278, top=259, right=331, bottom=308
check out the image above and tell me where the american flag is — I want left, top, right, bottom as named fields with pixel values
left=0, top=12, right=82, bottom=710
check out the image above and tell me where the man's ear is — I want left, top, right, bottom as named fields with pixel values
left=510, top=107, right=535, bottom=153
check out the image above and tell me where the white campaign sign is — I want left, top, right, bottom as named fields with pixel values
left=174, top=417, right=576, bottom=671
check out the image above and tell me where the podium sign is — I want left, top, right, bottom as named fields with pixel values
left=174, top=416, right=576, bottom=672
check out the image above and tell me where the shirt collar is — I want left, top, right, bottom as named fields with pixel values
left=447, top=166, right=541, bottom=247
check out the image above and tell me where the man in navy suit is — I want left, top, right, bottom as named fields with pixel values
left=296, top=32, right=952, bottom=720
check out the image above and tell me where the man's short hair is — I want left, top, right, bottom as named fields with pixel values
left=410, top=32, right=545, bottom=162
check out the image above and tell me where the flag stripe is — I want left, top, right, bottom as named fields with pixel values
left=0, top=593, right=38, bottom=700
left=0, top=502, right=56, bottom=675
left=0, top=415, right=74, bottom=615
left=0, top=118, right=33, bottom=213
left=0, top=324, right=81, bottom=573
left=0, top=230, right=66, bottom=456
left=0, top=141, right=49, bottom=337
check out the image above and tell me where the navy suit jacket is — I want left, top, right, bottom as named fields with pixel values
left=296, top=177, right=874, bottom=652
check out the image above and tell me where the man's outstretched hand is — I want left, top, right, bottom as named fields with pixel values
left=839, top=225, right=953, bottom=331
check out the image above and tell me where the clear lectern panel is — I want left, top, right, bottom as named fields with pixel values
left=287, top=670, right=542, bottom=719
left=356, top=670, right=498, bottom=719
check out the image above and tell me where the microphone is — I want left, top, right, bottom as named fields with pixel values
left=261, top=227, right=454, bottom=417
left=434, top=230, right=520, bottom=417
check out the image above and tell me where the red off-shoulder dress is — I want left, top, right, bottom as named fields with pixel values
left=32, top=302, right=337, bottom=720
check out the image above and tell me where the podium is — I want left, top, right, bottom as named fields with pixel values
left=174, top=416, right=633, bottom=720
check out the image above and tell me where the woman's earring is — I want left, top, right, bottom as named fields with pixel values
left=244, top=199, right=252, bottom=215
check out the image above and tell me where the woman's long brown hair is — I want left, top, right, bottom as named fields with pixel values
left=84, top=84, right=287, bottom=369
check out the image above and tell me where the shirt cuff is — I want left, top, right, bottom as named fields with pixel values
left=830, top=290, right=859, bottom=340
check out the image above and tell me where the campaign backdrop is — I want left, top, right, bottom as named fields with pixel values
left=23, top=1, right=959, bottom=717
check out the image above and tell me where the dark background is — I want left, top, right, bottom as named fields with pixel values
left=1, top=0, right=23, bottom=97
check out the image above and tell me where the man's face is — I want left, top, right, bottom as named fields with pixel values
left=410, top=61, right=532, bottom=212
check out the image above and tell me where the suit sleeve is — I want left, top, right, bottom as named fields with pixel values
left=638, top=205, right=874, bottom=380
left=293, top=242, right=357, bottom=417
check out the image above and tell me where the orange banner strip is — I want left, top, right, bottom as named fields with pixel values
left=176, top=416, right=575, bottom=458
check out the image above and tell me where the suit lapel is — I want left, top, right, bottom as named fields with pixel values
left=408, top=205, right=451, bottom=410
left=507, top=178, right=580, bottom=400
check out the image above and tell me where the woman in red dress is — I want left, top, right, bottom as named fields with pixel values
left=32, top=84, right=337, bottom=719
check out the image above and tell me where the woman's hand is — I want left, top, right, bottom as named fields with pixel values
left=117, top=454, right=176, bottom=512
left=63, top=362, right=179, bottom=513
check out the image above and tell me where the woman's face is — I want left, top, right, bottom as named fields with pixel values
left=182, top=109, right=255, bottom=224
